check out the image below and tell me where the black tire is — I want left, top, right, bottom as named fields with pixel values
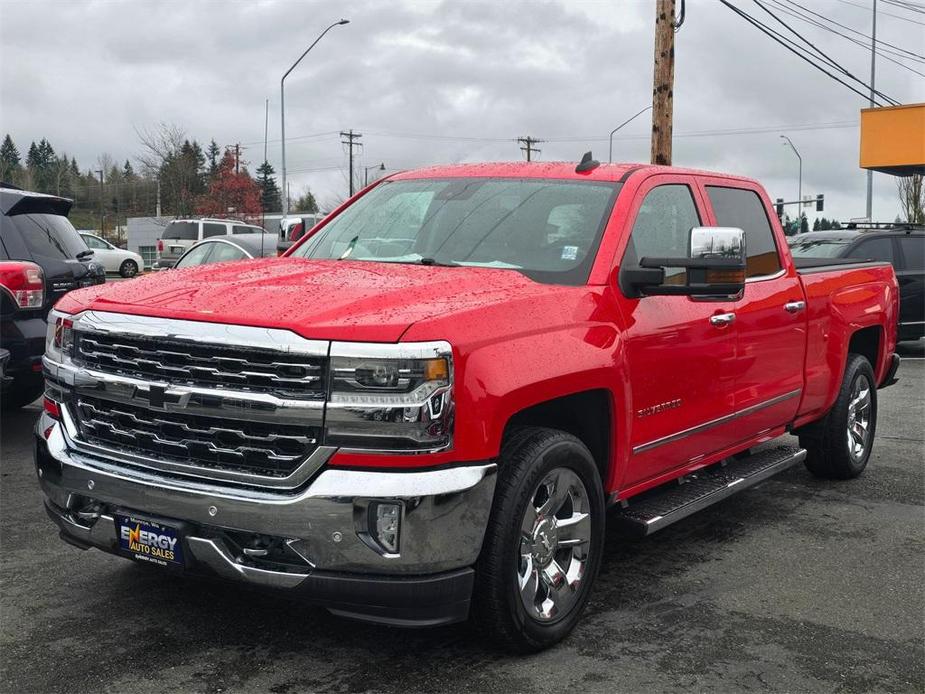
left=472, top=426, right=605, bottom=652
left=119, top=259, right=139, bottom=278
left=799, top=353, right=877, bottom=479
left=0, top=373, right=44, bottom=411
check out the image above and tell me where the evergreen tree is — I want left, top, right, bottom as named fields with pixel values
left=256, top=161, right=281, bottom=212
left=294, top=188, right=319, bottom=213
left=799, top=212, right=809, bottom=235
left=812, top=218, right=820, bottom=231
left=207, top=140, right=221, bottom=178
left=122, top=160, right=135, bottom=179
left=0, top=134, right=21, bottom=181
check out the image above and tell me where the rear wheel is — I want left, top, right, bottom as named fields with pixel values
left=799, top=353, right=877, bottom=479
left=472, top=427, right=605, bottom=652
left=119, top=259, right=139, bottom=278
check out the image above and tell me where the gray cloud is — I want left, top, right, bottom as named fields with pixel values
left=1, top=0, right=922, bottom=220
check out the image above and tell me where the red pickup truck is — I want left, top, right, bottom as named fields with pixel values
left=36, top=159, right=900, bottom=651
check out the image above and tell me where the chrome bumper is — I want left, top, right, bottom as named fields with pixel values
left=36, top=413, right=497, bottom=579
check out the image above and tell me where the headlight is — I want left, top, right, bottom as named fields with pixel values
left=45, top=309, right=74, bottom=364
left=325, top=341, right=454, bottom=453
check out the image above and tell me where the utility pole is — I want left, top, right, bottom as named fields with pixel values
left=517, top=136, right=544, bottom=162
left=234, top=144, right=241, bottom=174
left=866, top=0, right=878, bottom=221
left=155, top=178, right=161, bottom=218
left=96, top=169, right=104, bottom=235
left=340, top=129, right=363, bottom=196
left=651, top=0, right=676, bottom=165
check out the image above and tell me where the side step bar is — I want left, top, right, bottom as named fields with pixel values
left=614, top=444, right=807, bottom=537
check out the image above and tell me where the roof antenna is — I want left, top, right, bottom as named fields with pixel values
left=575, top=151, right=600, bottom=173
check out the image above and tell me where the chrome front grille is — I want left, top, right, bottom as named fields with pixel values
left=73, top=396, right=320, bottom=478
left=75, top=332, right=327, bottom=399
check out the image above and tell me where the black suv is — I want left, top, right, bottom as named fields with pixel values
left=789, top=224, right=924, bottom=341
left=0, top=185, right=105, bottom=409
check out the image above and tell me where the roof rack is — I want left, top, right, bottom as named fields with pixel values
left=842, top=221, right=924, bottom=232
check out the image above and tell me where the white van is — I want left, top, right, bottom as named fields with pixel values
left=154, top=218, right=265, bottom=269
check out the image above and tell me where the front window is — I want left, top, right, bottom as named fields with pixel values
left=292, top=178, right=620, bottom=285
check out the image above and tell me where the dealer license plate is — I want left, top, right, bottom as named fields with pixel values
left=115, top=514, right=184, bottom=567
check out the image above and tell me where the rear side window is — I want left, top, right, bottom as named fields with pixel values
left=898, top=236, right=924, bottom=271
left=706, top=186, right=782, bottom=278
left=203, top=223, right=226, bottom=238
left=232, top=225, right=261, bottom=235
left=7, top=213, right=87, bottom=261
left=624, top=184, right=701, bottom=282
left=848, top=237, right=894, bottom=263
left=162, top=221, right=198, bottom=240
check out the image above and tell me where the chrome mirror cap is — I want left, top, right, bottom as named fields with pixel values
left=689, top=226, right=746, bottom=262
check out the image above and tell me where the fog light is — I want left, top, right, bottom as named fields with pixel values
left=370, top=501, right=401, bottom=554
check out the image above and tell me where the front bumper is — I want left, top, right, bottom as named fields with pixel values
left=35, top=413, right=496, bottom=626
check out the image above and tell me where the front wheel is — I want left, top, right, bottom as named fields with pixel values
left=119, top=259, right=139, bottom=278
left=472, top=427, right=605, bottom=652
left=799, top=353, right=877, bottom=479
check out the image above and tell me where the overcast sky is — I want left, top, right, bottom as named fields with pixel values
left=1, top=0, right=922, bottom=221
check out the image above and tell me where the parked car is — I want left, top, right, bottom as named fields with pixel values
left=37, top=161, right=899, bottom=651
left=154, top=218, right=265, bottom=269
left=277, top=214, right=323, bottom=256
left=173, top=233, right=278, bottom=269
left=789, top=226, right=923, bottom=340
left=0, top=184, right=104, bottom=409
left=79, top=232, right=145, bottom=278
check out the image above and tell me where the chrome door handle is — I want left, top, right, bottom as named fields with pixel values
left=710, top=312, right=736, bottom=327
left=784, top=301, right=806, bottom=313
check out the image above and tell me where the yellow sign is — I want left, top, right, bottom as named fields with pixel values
left=860, top=103, right=925, bottom=176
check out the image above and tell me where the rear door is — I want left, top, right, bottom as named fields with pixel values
left=702, top=182, right=806, bottom=436
left=616, top=176, right=738, bottom=488
left=159, top=221, right=200, bottom=262
left=875, top=234, right=923, bottom=339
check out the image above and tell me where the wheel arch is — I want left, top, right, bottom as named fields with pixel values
left=500, top=389, right=615, bottom=491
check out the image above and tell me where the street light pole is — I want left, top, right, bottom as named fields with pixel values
left=96, top=169, right=104, bottom=235
left=280, top=19, right=349, bottom=219
left=780, top=135, right=802, bottom=224
left=866, top=0, right=878, bottom=221
left=364, top=162, right=385, bottom=187
left=609, top=106, right=652, bottom=163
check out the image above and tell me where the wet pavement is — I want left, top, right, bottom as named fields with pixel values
left=2, top=345, right=923, bottom=693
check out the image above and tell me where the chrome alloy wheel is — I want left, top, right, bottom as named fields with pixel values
left=517, top=467, right=592, bottom=622
left=847, top=373, right=872, bottom=461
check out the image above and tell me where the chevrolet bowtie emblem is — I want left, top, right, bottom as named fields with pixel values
left=146, top=385, right=167, bottom=408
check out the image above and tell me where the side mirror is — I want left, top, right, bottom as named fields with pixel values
left=623, top=226, right=747, bottom=298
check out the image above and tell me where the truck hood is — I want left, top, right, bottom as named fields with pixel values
left=58, top=257, right=563, bottom=342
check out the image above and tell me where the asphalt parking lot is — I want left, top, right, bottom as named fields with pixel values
left=1, top=344, right=923, bottom=694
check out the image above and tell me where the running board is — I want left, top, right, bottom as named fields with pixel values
left=614, top=444, right=807, bottom=537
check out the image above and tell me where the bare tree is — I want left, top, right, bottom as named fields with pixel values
left=897, top=174, right=924, bottom=225
left=135, top=123, right=202, bottom=216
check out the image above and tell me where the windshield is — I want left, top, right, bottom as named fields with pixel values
left=292, top=178, right=620, bottom=285
left=162, top=221, right=198, bottom=240
left=789, top=238, right=854, bottom=258
left=9, top=213, right=88, bottom=260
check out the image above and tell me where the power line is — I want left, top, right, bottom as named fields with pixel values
left=776, top=0, right=925, bottom=61
left=834, top=0, right=925, bottom=24
left=767, top=0, right=925, bottom=77
left=750, top=0, right=900, bottom=104
left=718, top=0, right=894, bottom=105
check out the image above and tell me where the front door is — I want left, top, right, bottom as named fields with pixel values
left=616, top=177, right=738, bottom=489
left=702, top=183, right=805, bottom=437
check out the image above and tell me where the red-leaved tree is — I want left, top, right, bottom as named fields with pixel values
left=195, top=151, right=262, bottom=218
